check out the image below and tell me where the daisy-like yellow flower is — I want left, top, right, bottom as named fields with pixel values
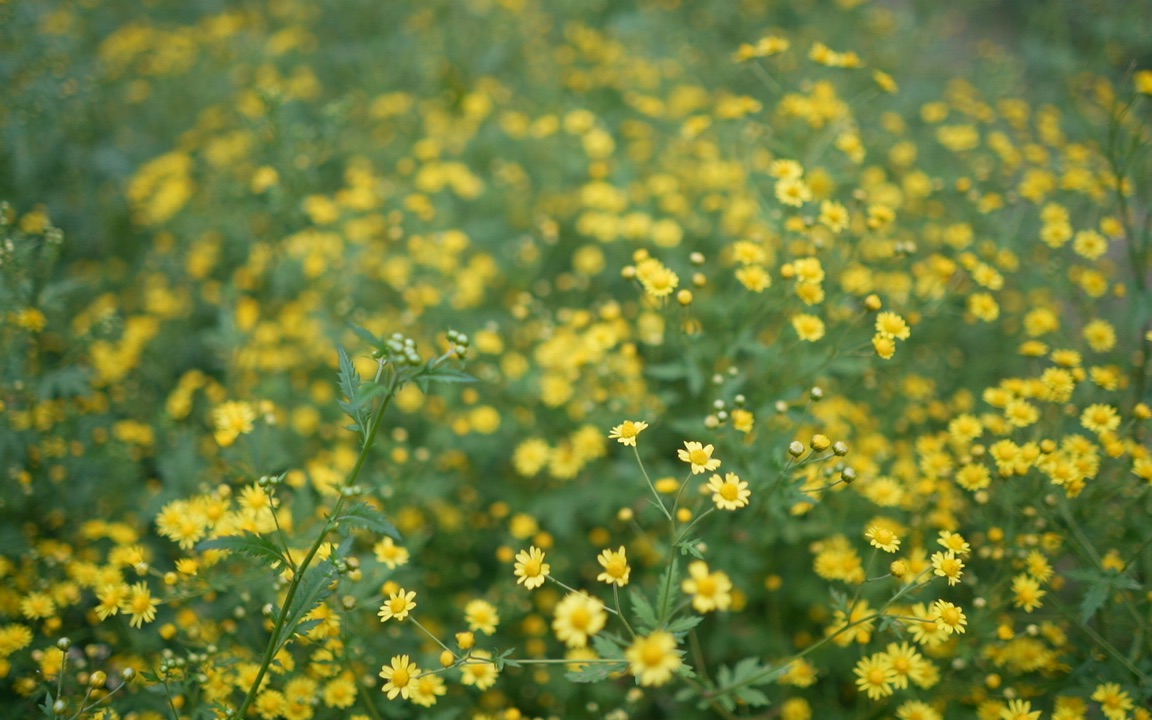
left=930, top=551, right=964, bottom=586
left=95, top=584, right=128, bottom=621
left=378, top=655, right=418, bottom=700
left=596, top=546, right=631, bottom=586
left=459, top=650, right=499, bottom=689
left=681, top=561, right=733, bottom=613
left=791, top=313, right=826, bottom=342
left=373, top=537, right=410, bottom=569
left=625, top=630, right=683, bottom=686
left=552, top=592, right=607, bottom=648
left=464, top=599, right=499, bottom=635
left=123, top=581, right=158, bottom=628
left=1091, top=682, right=1134, bottom=720
left=678, top=441, right=721, bottom=474
left=409, top=672, right=446, bottom=707
left=212, top=400, right=256, bottom=447
left=1081, top=403, right=1120, bottom=434
left=853, top=652, right=896, bottom=700
left=775, top=177, right=812, bottom=207
left=930, top=600, right=967, bottom=635
left=896, top=700, right=941, bottom=720
left=514, top=546, right=550, bottom=590
left=1011, top=574, right=1046, bottom=612
left=865, top=525, right=901, bottom=553
left=1001, top=699, right=1041, bottom=720
left=608, top=420, right=648, bottom=447
left=377, top=588, right=417, bottom=622
left=705, top=472, right=750, bottom=510
left=937, top=531, right=971, bottom=556
left=875, top=311, right=911, bottom=340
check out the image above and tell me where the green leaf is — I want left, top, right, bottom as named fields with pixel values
left=336, top=346, right=367, bottom=436
left=664, top=615, right=703, bottom=635
left=628, top=588, right=658, bottom=632
left=735, top=686, right=770, bottom=707
left=591, top=633, right=625, bottom=660
left=655, top=557, right=680, bottom=623
left=425, top=368, right=477, bottom=384
left=564, top=660, right=624, bottom=683
left=1080, top=580, right=1110, bottom=623
left=348, top=323, right=382, bottom=350
left=336, top=502, right=401, bottom=540
left=197, top=534, right=287, bottom=567
left=565, top=635, right=626, bottom=683
left=273, top=560, right=339, bottom=657
left=676, top=541, right=705, bottom=560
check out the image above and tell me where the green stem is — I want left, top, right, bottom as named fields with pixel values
left=632, top=446, right=672, bottom=521
left=234, top=369, right=399, bottom=717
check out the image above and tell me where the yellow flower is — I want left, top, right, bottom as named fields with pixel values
left=1011, top=574, right=1046, bottom=612
left=596, top=546, right=631, bottom=586
left=123, top=581, right=158, bottom=628
left=608, top=420, right=648, bottom=447
left=930, top=600, right=967, bottom=635
left=791, top=313, right=825, bottom=342
left=514, top=546, right=550, bottom=590
left=1092, top=682, right=1135, bottom=720
left=678, top=441, right=721, bottom=474
left=459, top=649, right=499, bottom=689
left=377, top=588, right=417, bottom=622
left=625, top=631, right=683, bottom=686
left=372, top=537, right=409, bottom=569
left=378, top=655, right=418, bottom=700
left=853, top=652, right=896, bottom=700
left=552, top=592, right=607, bottom=648
left=706, top=472, right=750, bottom=510
left=1001, top=699, right=1041, bottom=720
left=409, top=672, right=446, bottom=707
left=930, top=551, right=964, bottom=586
left=212, top=400, right=256, bottom=447
left=875, top=312, right=910, bottom=340
left=1081, top=403, right=1120, bottom=434
left=865, top=525, right=901, bottom=553
left=681, top=561, right=732, bottom=613
left=464, top=599, right=499, bottom=635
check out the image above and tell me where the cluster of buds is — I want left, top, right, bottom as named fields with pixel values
left=374, top=333, right=424, bottom=366
left=446, top=329, right=470, bottom=359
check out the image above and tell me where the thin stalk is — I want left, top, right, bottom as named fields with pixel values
left=234, top=370, right=399, bottom=717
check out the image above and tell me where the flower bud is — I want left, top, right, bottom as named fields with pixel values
left=787, top=441, right=805, bottom=458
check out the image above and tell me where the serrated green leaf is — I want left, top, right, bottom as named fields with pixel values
left=197, top=534, right=286, bottom=567
left=273, top=560, right=338, bottom=657
left=664, top=615, right=703, bottom=635
left=426, top=368, right=477, bottom=384
left=628, top=588, right=658, bottom=631
left=730, top=656, right=768, bottom=682
left=565, top=659, right=624, bottom=683
left=655, top=557, right=680, bottom=623
left=1080, top=581, right=1110, bottom=623
left=336, top=502, right=401, bottom=540
left=336, top=346, right=364, bottom=435
left=735, top=687, right=770, bottom=707
left=348, top=323, right=382, bottom=349
left=677, top=542, right=705, bottom=560
left=591, top=633, right=625, bottom=660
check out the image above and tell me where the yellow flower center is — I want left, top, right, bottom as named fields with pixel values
left=689, top=449, right=709, bottom=465
left=392, top=668, right=409, bottom=687
left=570, top=607, right=590, bottom=629
left=719, top=483, right=739, bottom=501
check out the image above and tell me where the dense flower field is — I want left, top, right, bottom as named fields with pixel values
left=2, top=0, right=1152, bottom=718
